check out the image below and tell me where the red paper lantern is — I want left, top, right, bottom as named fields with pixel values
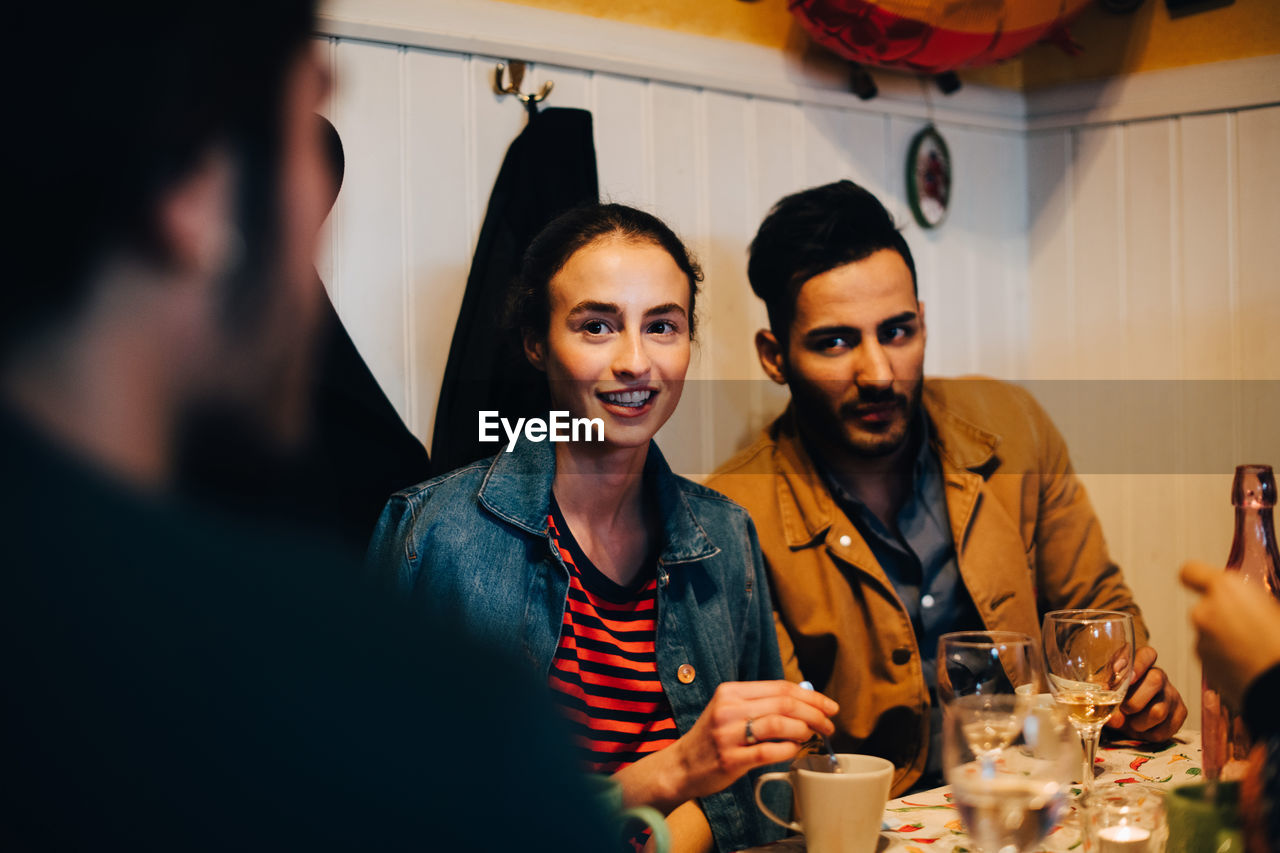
left=789, top=0, right=1092, bottom=74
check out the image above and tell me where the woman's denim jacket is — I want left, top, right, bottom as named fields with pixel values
left=366, top=438, right=788, bottom=852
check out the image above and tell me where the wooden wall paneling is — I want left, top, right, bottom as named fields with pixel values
left=1235, top=106, right=1280, bottom=381
left=750, top=99, right=804, bottom=229
left=649, top=81, right=706, bottom=477
left=888, top=116, right=944, bottom=378
left=995, top=129, right=1029, bottom=381
left=801, top=103, right=856, bottom=186
left=845, top=113, right=892, bottom=210
left=1070, top=127, right=1125, bottom=381
left=330, top=39, right=410, bottom=420
left=1123, top=120, right=1180, bottom=381
left=702, top=91, right=761, bottom=471
left=1235, top=107, right=1280, bottom=473
left=529, top=62, right=590, bottom=112
left=935, top=125, right=1005, bottom=378
left=404, top=48, right=472, bottom=445
left=1026, top=131, right=1075, bottom=380
left=746, top=97, right=805, bottom=453
left=467, top=53, right=531, bottom=252
left=1178, top=114, right=1235, bottom=381
left=592, top=73, right=652, bottom=210
left=650, top=84, right=701, bottom=247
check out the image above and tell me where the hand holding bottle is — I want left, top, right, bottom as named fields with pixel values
left=1180, top=560, right=1280, bottom=710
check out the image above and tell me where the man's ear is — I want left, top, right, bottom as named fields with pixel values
left=154, top=150, right=237, bottom=278
left=523, top=331, right=547, bottom=372
left=755, top=329, right=788, bottom=385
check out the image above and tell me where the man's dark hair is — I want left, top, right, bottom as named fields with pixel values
left=4, top=0, right=317, bottom=361
left=747, top=180, right=917, bottom=343
left=506, top=202, right=703, bottom=341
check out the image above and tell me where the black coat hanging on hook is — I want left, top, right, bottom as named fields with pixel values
left=430, top=107, right=599, bottom=474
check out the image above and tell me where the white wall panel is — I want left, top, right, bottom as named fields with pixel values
left=1071, top=127, right=1125, bottom=381
left=329, top=40, right=408, bottom=417
left=649, top=81, right=706, bottom=476
left=1026, top=132, right=1074, bottom=380
left=802, top=104, right=857, bottom=187
left=701, top=91, right=762, bottom=471
left=1122, top=119, right=1178, bottom=382
left=593, top=73, right=651, bottom=210
left=1236, top=106, right=1280, bottom=382
left=1179, top=114, right=1236, bottom=381
left=1024, top=102, right=1280, bottom=729
left=404, top=48, right=472, bottom=438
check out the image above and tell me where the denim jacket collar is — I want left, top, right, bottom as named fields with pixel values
left=476, top=438, right=720, bottom=566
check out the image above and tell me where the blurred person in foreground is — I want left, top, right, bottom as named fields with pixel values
left=0, top=3, right=610, bottom=851
left=707, top=180, right=1186, bottom=795
left=1181, top=560, right=1280, bottom=852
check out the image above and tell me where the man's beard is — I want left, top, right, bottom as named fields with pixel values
left=792, top=378, right=922, bottom=461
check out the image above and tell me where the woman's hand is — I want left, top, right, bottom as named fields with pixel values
left=671, top=680, right=838, bottom=800
left=614, top=680, right=837, bottom=813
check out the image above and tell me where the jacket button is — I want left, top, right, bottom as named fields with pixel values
left=838, top=535, right=852, bottom=547
left=677, top=664, right=696, bottom=684
left=891, top=647, right=912, bottom=665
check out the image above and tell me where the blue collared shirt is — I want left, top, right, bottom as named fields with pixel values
left=816, top=413, right=982, bottom=783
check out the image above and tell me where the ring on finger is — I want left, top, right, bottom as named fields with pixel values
left=744, top=717, right=758, bottom=746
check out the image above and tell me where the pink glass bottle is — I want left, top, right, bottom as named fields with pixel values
left=1201, top=464, right=1280, bottom=781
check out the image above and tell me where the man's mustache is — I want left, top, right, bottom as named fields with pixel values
left=839, top=387, right=904, bottom=416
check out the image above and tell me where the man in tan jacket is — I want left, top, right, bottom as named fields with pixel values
left=707, top=181, right=1186, bottom=796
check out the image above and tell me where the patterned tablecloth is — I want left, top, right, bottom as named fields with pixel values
left=743, top=731, right=1203, bottom=852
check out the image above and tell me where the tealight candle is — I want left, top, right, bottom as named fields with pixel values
left=1097, top=823, right=1152, bottom=853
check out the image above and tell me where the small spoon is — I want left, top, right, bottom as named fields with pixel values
left=799, top=680, right=841, bottom=773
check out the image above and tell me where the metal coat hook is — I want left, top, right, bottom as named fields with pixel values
left=493, top=61, right=553, bottom=108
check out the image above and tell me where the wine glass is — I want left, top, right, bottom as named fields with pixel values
left=937, top=631, right=1040, bottom=762
left=944, top=696, right=1077, bottom=853
left=1040, top=610, right=1135, bottom=801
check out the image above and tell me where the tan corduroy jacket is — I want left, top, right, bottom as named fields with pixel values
left=707, top=377, right=1149, bottom=796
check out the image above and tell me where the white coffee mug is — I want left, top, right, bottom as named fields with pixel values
left=755, top=754, right=894, bottom=853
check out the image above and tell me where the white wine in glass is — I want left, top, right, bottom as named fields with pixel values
left=1040, top=610, right=1135, bottom=800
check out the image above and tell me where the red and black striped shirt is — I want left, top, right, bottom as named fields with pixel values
left=546, top=501, right=679, bottom=775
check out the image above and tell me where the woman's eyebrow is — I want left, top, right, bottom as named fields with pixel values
left=644, top=303, right=687, bottom=318
left=566, top=300, right=620, bottom=317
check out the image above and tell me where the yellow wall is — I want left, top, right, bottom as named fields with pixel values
left=496, top=0, right=1280, bottom=90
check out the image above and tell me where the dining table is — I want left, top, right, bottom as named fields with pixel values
left=742, top=730, right=1204, bottom=852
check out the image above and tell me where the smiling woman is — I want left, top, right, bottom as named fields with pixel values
left=366, top=204, right=840, bottom=853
